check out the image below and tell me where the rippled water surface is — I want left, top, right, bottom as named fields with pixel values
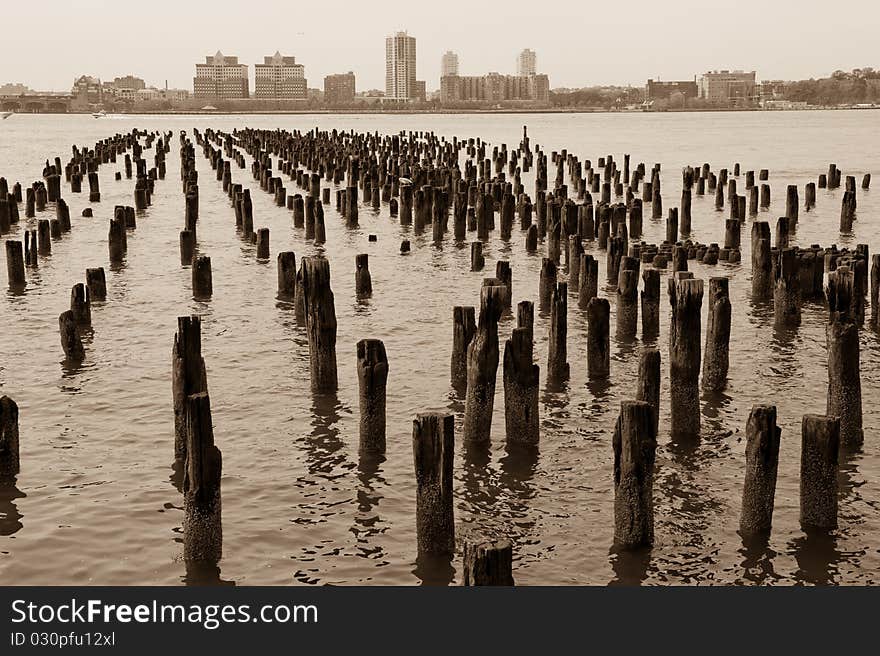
left=0, top=111, right=878, bottom=585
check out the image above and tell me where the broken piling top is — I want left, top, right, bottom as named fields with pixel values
left=356, top=338, right=389, bottom=384
left=478, top=281, right=505, bottom=329
left=462, top=538, right=515, bottom=586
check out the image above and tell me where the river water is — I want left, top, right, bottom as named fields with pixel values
left=0, top=110, right=878, bottom=585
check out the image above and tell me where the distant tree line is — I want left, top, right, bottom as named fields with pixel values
left=549, top=87, right=642, bottom=109
left=784, top=69, right=880, bottom=105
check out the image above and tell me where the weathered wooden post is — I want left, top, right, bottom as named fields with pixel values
left=179, top=230, right=195, bottom=265
left=172, top=315, right=208, bottom=461
left=751, top=222, right=772, bottom=299
left=253, top=227, right=268, bottom=259
left=5, top=241, right=25, bottom=289
left=872, top=253, right=880, bottom=327
left=470, top=241, right=484, bottom=271
left=183, top=392, right=223, bottom=562
left=412, top=412, right=455, bottom=556
left=724, top=219, right=741, bottom=250
left=740, top=405, right=781, bottom=537
left=463, top=283, right=504, bottom=443
left=636, top=347, right=660, bottom=436
left=785, top=185, right=798, bottom=225
left=451, top=306, right=476, bottom=392
left=616, top=258, right=639, bottom=338
left=70, top=283, right=91, bottom=328
left=587, top=297, right=610, bottom=379
left=355, top=254, right=372, bottom=298
left=577, top=254, right=598, bottom=310
left=539, top=257, right=557, bottom=309
left=503, top=327, right=539, bottom=446
left=548, top=282, right=569, bottom=380
left=298, top=256, right=339, bottom=393
left=800, top=414, right=839, bottom=531
left=668, top=275, right=703, bottom=436
left=496, top=261, right=512, bottom=312
left=759, top=183, right=770, bottom=210
left=277, top=251, right=296, bottom=298
left=59, top=310, right=84, bottom=360
left=826, top=268, right=863, bottom=448
left=640, top=267, right=660, bottom=340
left=774, top=248, right=800, bottom=325
left=108, top=216, right=126, bottom=264
left=0, top=396, right=20, bottom=477
left=88, top=172, right=100, bottom=202
left=462, top=538, right=514, bottom=586
left=613, top=400, right=657, bottom=548
left=357, top=339, right=388, bottom=453
left=37, top=219, right=51, bottom=255
left=192, top=255, right=213, bottom=298
left=702, top=277, right=731, bottom=392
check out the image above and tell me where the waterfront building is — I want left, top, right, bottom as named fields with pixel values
left=193, top=51, right=249, bottom=99
left=254, top=52, right=306, bottom=99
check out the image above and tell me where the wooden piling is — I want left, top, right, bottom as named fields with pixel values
left=301, top=257, right=338, bottom=393
left=451, top=306, right=477, bottom=391
left=183, top=392, right=223, bottom=562
left=0, top=396, right=19, bottom=477
left=192, top=255, right=212, bottom=298
left=412, top=413, right=455, bottom=556
left=702, top=277, right=731, bottom=392
left=636, top=347, right=660, bottom=436
left=59, top=310, right=84, bottom=360
left=548, top=282, right=569, bottom=380
left=5, top=241, right=25, bottom=289
left=357, top=339, right=388, bottom=454
left=799, top=414, right=839, bottom=530
left=462, top=538, right=514, bottom=586
left=587, top=297, right=610, bottom=379
left=277, top=251, right=296, bottom=297
left=463, top=283, right=504, bottom=444
left=668, top=275, right=703, bottom=436
left=774, top=248, right=800, bottom=325
left=503, top=327, right=539, bottom=446
left=740, top=405, right=781, bottom=537
left=70, top=283, right=91, bottom=327
left=172, top=315, right=208, bottom=461
left=751, top=222, right=772, bottom=299
left=613, top=400, right=657, bottom=548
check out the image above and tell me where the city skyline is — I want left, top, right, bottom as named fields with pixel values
left=2, top=0, right=877, bottom=93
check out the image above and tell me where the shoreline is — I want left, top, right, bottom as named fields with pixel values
left=4, top=106, right=878, bottom=117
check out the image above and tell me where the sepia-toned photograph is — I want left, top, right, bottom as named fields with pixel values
left=0, top=0, right=878, bottom=606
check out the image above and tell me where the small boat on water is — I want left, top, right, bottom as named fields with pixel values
left=1, top=111, right=12, bottom=119
left=92, top=110, right=107, bottom=118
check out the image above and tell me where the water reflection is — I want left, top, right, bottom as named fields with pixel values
left=737, top=533, right=779, bottom=584
left=304, top=392, right=348, bottom=477
left=499, top=443, right=539, bottom=519
left=608, top=545, right=652, bottom=586
left=0, top=478, right=25, bottom=536
left=790, top=529, right=841, bottom=585
left=412, top=552, right=455, bottom=586
left=352, top=452, right=387, bottom=558
left=183, top=559, right=235, bottom=586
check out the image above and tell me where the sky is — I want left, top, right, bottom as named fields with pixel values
left=2, top=0, right=876, bottom=92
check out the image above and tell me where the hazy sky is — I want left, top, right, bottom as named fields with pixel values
left=3, top=0, right=876, bottom=92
